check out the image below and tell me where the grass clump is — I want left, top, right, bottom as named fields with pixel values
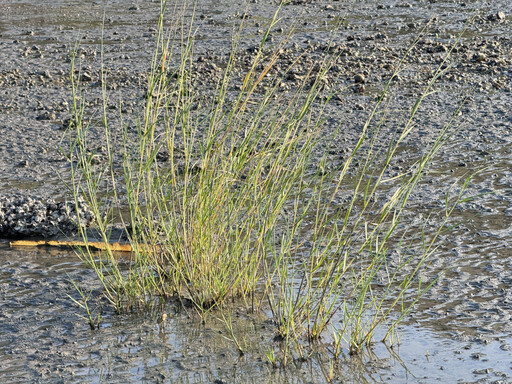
left=66, top=0, right=471, bottom=365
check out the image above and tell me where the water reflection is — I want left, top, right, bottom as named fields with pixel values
left=2, top=238, right=509, bottom=382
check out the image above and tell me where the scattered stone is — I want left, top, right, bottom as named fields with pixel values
left=354, top=73, right=365, bottom=83
left=61, top=117, right=75, bottom=129
left=435, top=44, right=448, bottom=53
left=156, top=151, right=169, bottom=162
left=36, top=111, right=55, bottom=121
left=89, top=154, right=102, bottom=165
left=472, top=368, right=492, bottom=375
left=352, top=84, right=365, bottom=93
left=473, top=53, right=487, bottom=63
left=499, top=343, right=511, bottom=351
left=0, top=195, right=93, bottom=238
left=81, top=72, right=92, bottom=82
left=487, top=11, right=505, bottom=21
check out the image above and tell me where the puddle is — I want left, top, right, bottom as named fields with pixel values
left=1, top=236, right=512, bottom=383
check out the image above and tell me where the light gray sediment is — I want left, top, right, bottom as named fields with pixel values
left=0, top=0, right=511, bottom=383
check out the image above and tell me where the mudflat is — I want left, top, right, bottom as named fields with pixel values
left=0, top=1, right=511, bottom=382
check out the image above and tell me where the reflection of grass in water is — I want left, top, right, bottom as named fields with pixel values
left=66, top=0, right=472, bottom=367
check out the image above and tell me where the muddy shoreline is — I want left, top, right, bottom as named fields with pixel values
left=1, top=0, right=511, bottom=382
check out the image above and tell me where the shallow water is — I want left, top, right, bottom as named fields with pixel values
left=1, top=241, right=512, bottom=383
left=1, top=0, right=512, bottom=382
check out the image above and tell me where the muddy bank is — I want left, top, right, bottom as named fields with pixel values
left=0, top=0, right=511, bottom=382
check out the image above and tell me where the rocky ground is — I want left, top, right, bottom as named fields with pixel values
left=0, top=0, right=510, bottom=199
left=0, top=195, right=92, bottom=237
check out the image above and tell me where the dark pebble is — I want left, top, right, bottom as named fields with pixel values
left=354, top=73, right=365, bottom=83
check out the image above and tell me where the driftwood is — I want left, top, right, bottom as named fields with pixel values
left=10, top=240, right=133, bottom=252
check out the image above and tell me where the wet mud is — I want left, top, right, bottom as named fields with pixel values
left=0, top=0, right=511, bottom=382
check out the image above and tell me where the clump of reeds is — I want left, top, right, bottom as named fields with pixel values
left=66, top=0, right=471, bottom=366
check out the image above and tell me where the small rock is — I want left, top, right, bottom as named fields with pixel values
left=488, top=11, right=505, bottom=21
left=81, top=72, right=92, bottom=82
left=472, top=368, right=492, bottom=375
left=90, top=155, right=102, bottom=165
left=156, top=151, right=169, bottom=162
left=352, top=84, right=365, bottom=93
left=61, top=118, right=75, bottom=129
left=354, top=73, right=365, bottom=83
left=473, top=53, right=487, bottom=63
left=499, top=343, right=511, bottom=351
left=435, top=44, right=448, bottom=53
left=36, top=111, right=55, bottom=121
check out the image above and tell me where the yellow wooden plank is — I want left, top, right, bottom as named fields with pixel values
left=10, top=239, right=134, bottom=252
